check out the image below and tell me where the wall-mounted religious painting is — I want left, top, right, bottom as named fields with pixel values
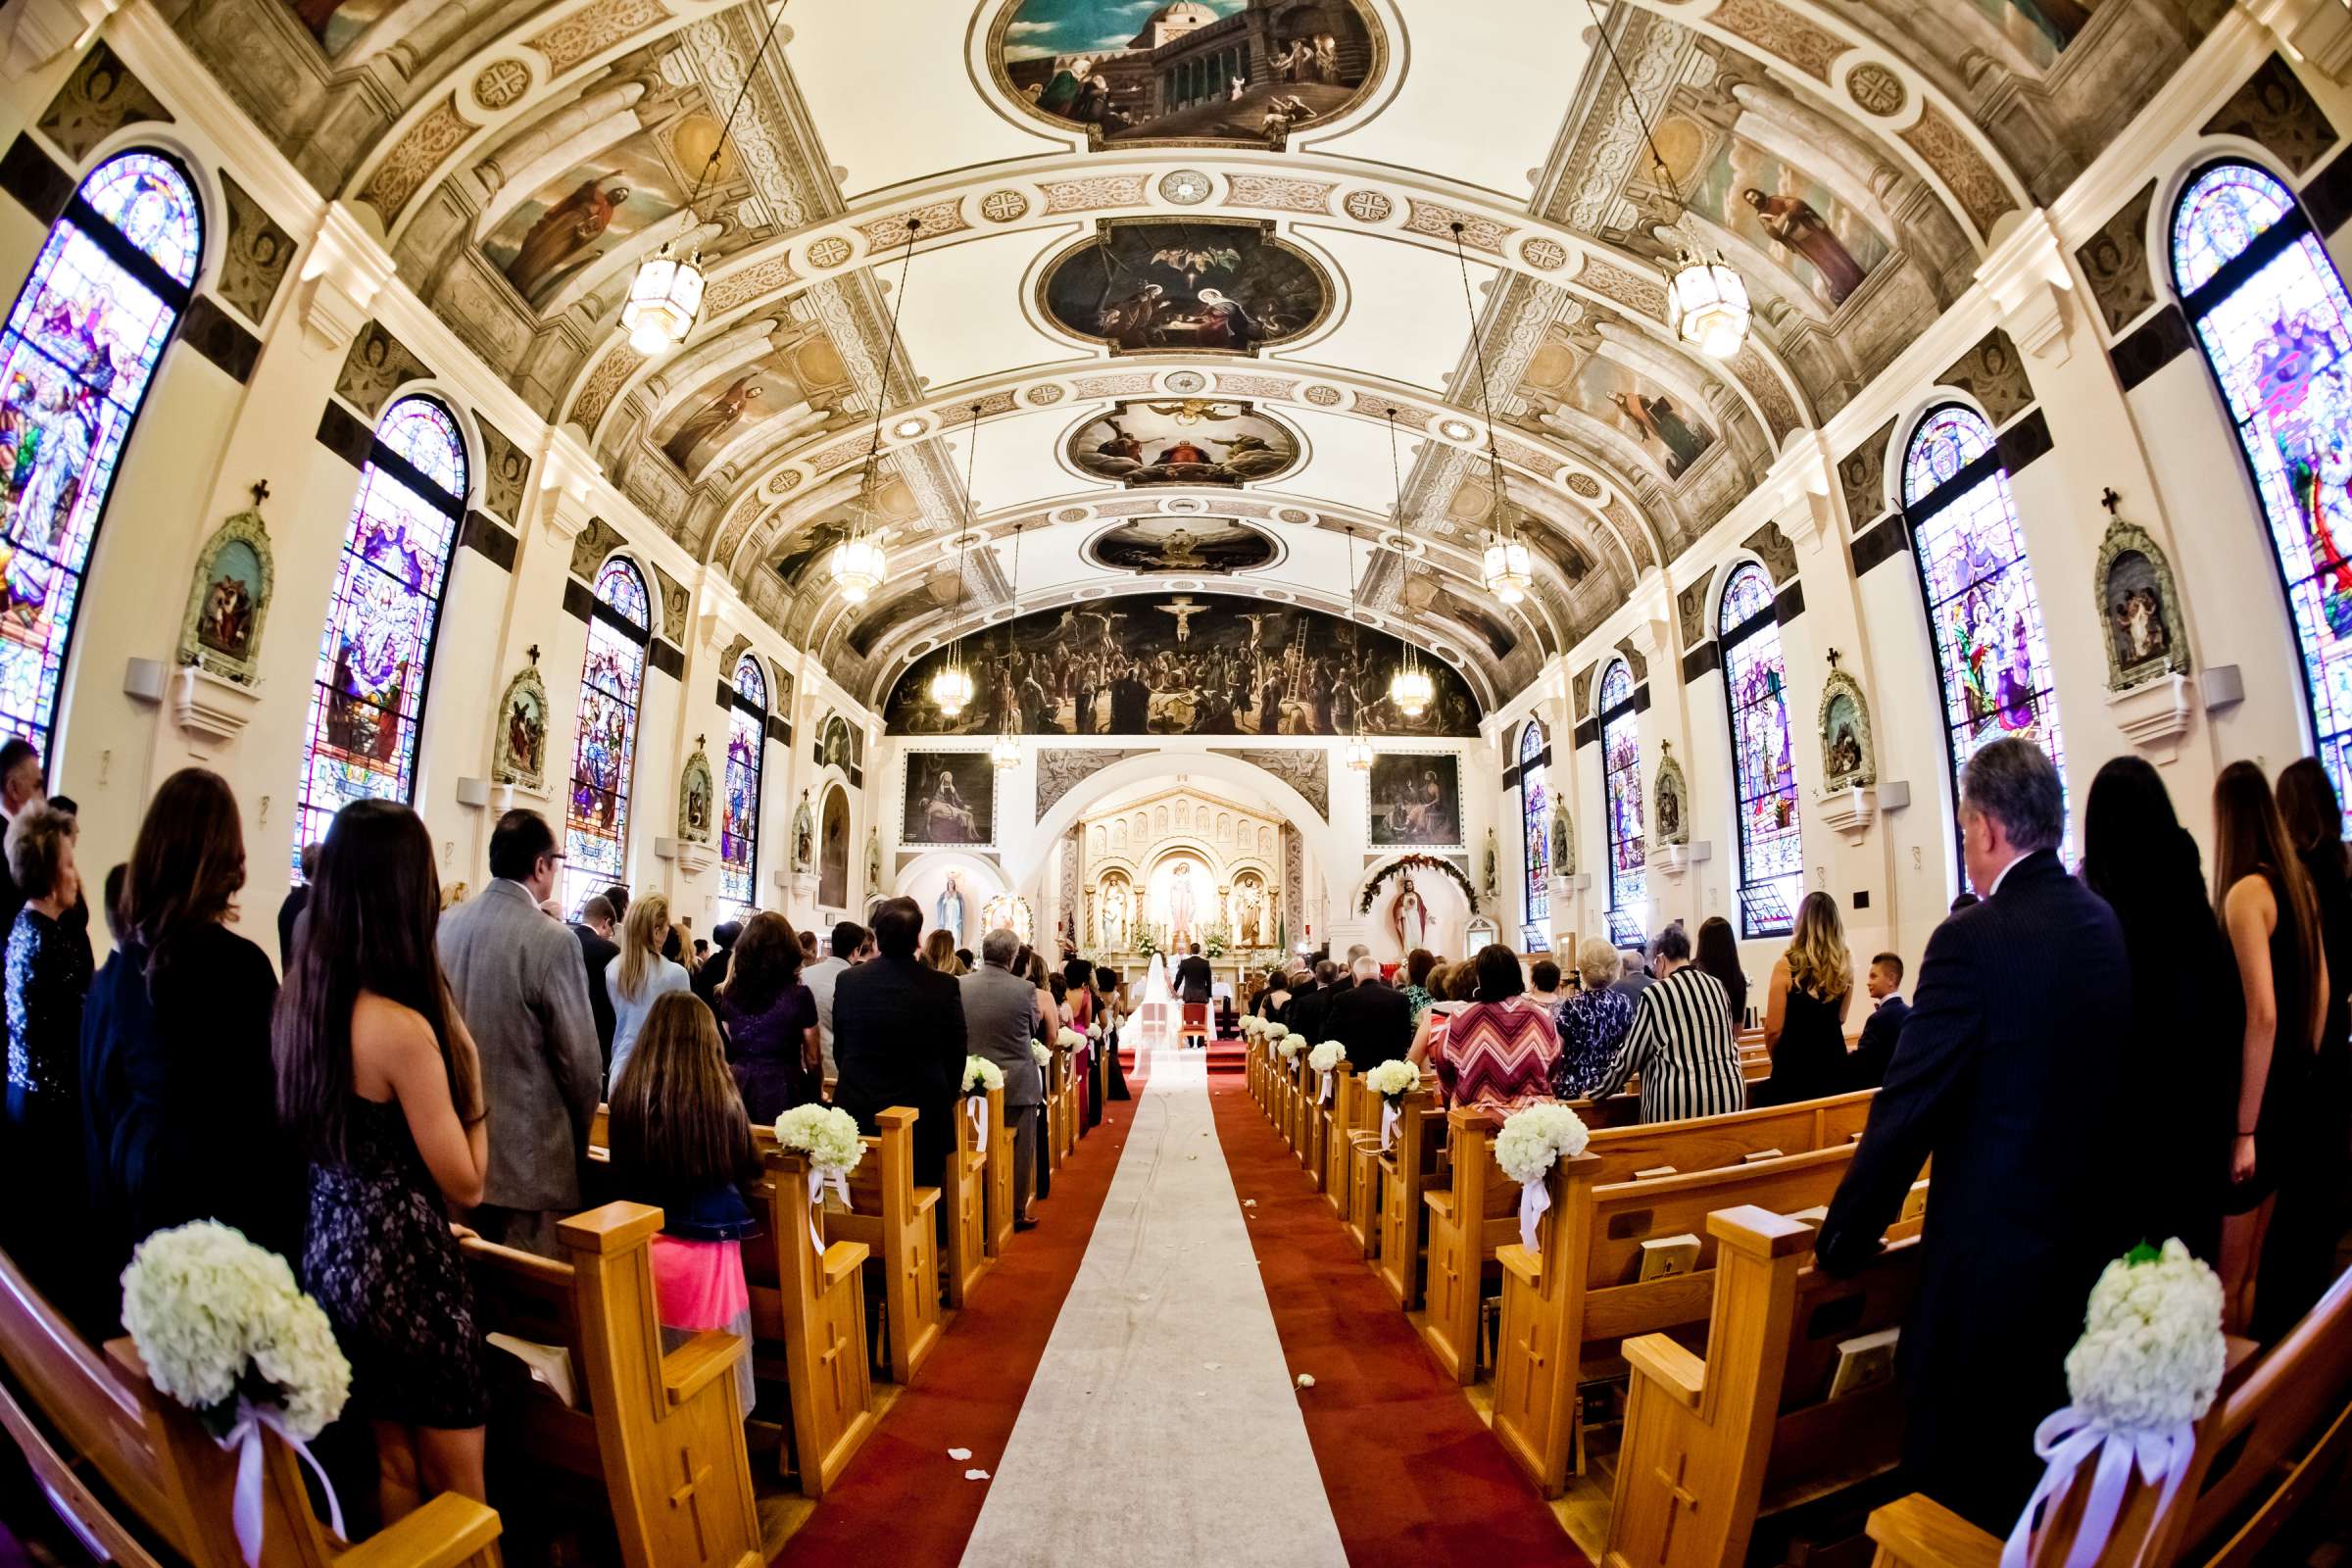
left=820, top=782, right=851, bottom=906
left=1085, top=515, right=1276, bottom=574
left=285, top=0, right=403, bottom=57
left=1653, top=743, right=1690, bottom=847
left=1550, top=798, right=1576, bottom=879
left=176, top=508, right=273, bottom=685
left=1655, top=119, right=1892, bottom=311
left=678, top=744, right=715, bottom=843
left=1040, top=221, right=1329, bottom=355
left=886, top=592, right=1480, bottom=737
left=1067, top=400, right=1302, bottom=487
left=991, top=0, right=1382, bottom=150
left=903, top=750, right=998, bottom=847
left=491, top=662, right=551, bottom=792
left=818, top=713, right=855, bottom=771
left=2094, top=517, right=2189, bottom=690
left=652, top=331, right=847, bottom=476
left=1517, top=327, right=1719, bottom=481
left=1818, top=668, right=1877, bottom=793
left=1367, top=753, right=1462, bottom=850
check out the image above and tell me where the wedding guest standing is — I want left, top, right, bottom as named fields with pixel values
left=964, top=930, right=1047, bottom=1229
left=1410, top=943, right=1556, bottom=1108
left=568, top=894, right=619, bottom=1069
left=1, top=803, right=87, bottom=1295
left=1525, top=957, right=1563, bottom=1013
left=1694, top=916, right=1749, bottom=1030
left=803, top=921, right=863, bottom=1085
left=693, top=918, right=742, bottom=1010
left=1841, top=953, right=1911, bottom=1093
left=2213, top=760, right=2329, bottom=1338
left=718, top=911, right=820, bottom=1121
left=83, top=767, right=296, bottom=1329
left=275, top=800, right=489, bottom=1522
left=2082, top=756, right=2236, bottom=1264
left=1329, top=954, right=1411, bottom=1070
left=277, top=840, right=320, bottom=969
left=1585, top=924, right=1743, bottom=1122
left=921, top=929, right=964, bottom=974
left=608, top=892, right=690, bottom=1085
left=1758, top=893, right=1853, bottom=1105
left=436, top=808, right=599, bottom=1259
left=0, top=738, right=43, bottom=931
left=2276, top=758, right=2352, bottom=1315
left=1551, top=937, right=1636, bottom=1099
left=832, top=898, right=965, bottom=1184
left=1095, top=965, right=1131, bottom=1102
left=1398, top=949, right=1438, bottom=1025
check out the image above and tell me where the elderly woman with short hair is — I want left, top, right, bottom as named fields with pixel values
left=3, top=803, right=89, bottom=1295
left=1551, top=937, right=1635, bottom=1099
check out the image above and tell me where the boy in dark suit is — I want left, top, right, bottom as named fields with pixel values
left=1843, top=952, right=1908, bottom=1090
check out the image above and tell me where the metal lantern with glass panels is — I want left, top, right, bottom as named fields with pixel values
left=1481, top=531, right=1533, bottom=604
left=991, top=732, right=1022, bottom=770
left=1345, top=735, right=1374, bottom=772
left=928, top=658, right=974, bottom=718
left=1389, top=661, right=1435, bottom=719
left=828, top=523, right=886, bottom=604
left=1666, top=251, right=1750, bottom=359
left=622, top=249, right=704, bottom=354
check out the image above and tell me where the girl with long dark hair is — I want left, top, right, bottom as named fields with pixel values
left=1694, top=915, right=1749, bottom=1030
left=2213, top=760, right=2329, bottom=1336
left=273, top=799, right=489, bottom=1522
left=2269, top=758, right=2352, bottom=1330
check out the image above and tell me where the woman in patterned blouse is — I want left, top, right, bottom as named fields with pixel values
left=1552, top=937, right=1635, bottom=1099
left=1412, top=946, right=1557, bottom=1108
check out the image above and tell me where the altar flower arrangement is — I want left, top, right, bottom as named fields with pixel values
left=962, top=1054, right=1004, bottom=1095
left=1031, top=1040, right=1053, bottom=1067
left=121, top=1221, right=353, bottom=1564
left=2003, top=1240, right=2226, bottom=1566
left=1495, top=1103, right=1592, bottom=1253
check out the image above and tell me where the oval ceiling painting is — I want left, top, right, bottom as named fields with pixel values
left=1040, top=220, right=1330, bottom=356
left=1087, top=516, right=1279, bottom=574
left=1067, top=400, right=1303, bottom=487
left=991, top=0, right=1383, bottom=150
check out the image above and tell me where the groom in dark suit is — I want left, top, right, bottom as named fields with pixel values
left=1176, top=943, right=1213, bottom=1004
left=1815, top=739, right=2132, bottom=1534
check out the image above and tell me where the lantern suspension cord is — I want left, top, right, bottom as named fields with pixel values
left=1450, top=222, right=1516, bottom=545
left=1580, top=0, right=1684, bottom=224
left=858, top=219, right=922, bottom=495
left=950, top=401, right=980, bottom=671
left=1383, top=404, right=1420, bottom=677
left=683, top=0, right=790, bottom=222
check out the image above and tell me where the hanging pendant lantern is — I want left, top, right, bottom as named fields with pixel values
left=829, top=530, right=886, bottom=604
left=1665, top=247, right=1750, bottom=360
left=1482, top=535, right=1534, bottom=604
left=1389, top=662, right=1435, bottom=719
left=929, top=660, right=975, bottom=717
left=621, top=247, right=706, bottom=355
left=992, top=732, right=1023, bottom=770
left=1345, top=735, right=1374, bottom=772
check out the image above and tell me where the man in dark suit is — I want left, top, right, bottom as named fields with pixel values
left=568, top=894, right=620, bottom=1069
left=1842, top=952, right=1909, bottom=1090
left=831, top=896, right=966, bottom=1185
left=1285, top=958, right=1341, bottom=1043
left=1176, top=943, right=1212, bottom=1003
left=1815, top=739, right=2132, bottom=1535
left=693, top=918, right=742, bottom=1008
left=1327, top=955, right=1412, bottom=1070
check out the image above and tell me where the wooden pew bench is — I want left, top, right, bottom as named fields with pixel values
left=740, top=1147, right=877, bottom=1499
left=461, top=1202, right=766, bottom=1568
left=1375, top=1085, right=1444, bottom=1311
left=941, top=1085, right=999, bottom=1306
left=0, top=1246, right=502, bottom=1568
left=983, top=1091, right=1016, bottom=1260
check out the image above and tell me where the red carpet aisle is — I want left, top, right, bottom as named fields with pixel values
left=1204, top=1075, right=1589, bottom=1568
left=770, top=1053, right=1150, bottom=1568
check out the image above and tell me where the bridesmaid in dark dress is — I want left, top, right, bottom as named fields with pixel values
left=716, top=910, right=820, bottom=1121
left=1760, top=891, right=1853, bottom=1106
left=2, top=803, right=89, bottom=1298
left=275, top=799, right=490, bottom=1526
left=2212, top=761, right=2329, bottom=1338
left=2268, top=760, right=2350, bottom=1330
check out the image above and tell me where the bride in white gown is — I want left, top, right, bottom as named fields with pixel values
left=1135, top=953, right=1175, bottom=1051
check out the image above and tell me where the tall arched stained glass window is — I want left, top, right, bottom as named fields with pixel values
left=0, top=150, right=200, bottom=762
left=1720, top=563, right=1800, bottom=936
left=1519, top=719, right=1550, bottom=940
left=721, top=653, right=767, bottom=917
left=2173, top=160, right=2352, bottom=821
left=296, top=395, right=466, bottom=854
left=562, top=558, right=651, bottom=914
left=1598, top=660, right=1646, bottom=947
left=1901, top=403, right=2068, bottom=879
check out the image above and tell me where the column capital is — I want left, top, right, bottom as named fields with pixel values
left=3, top=0, right=120, bottom=79
left=533, top=427, right=602, bottom=543
left=295, top=202, right=398, bottom=355
left=1973, top=208, right=2075, bottom=365
left=2240, top=0, right=2352, bottom=82
left=1761, top=431, right=1838, bottom=551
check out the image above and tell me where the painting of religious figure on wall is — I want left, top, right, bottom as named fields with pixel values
left=195, top=538, right=265, bottom=661
left=994, top=0, right=1380, bottom=150
left=903, top=751, right=997, bottom=846
left=1366, top=754, right=1462, bottom=849
left=886, top=592, right=1479, bottom=737
left=819, top=714, right=854, bottom=772
left=494, top=668, right=549, bottom=788
left=1067, top=401, right=1302, bottom=487
left=1041, top=221, right=1328, bottom=355
left=1671, top=126, right=1891, bottom=311
left=482, top=129, right=693, bottom=307
left=819, top=786, right=850, bottom=908
left=1516, top=329, right=1718, bottom=482
left=1087, top=516, right=1277, bottom=574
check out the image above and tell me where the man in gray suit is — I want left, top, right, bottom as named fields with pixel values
left=962, top=927, right=1055, bottom=1230
left=438, top=809, right=601, bottom=1257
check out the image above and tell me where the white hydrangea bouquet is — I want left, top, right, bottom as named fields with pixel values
left=121, top=1220, right=352, bottom=1565
left=1275, top=1032, right=1306, bottom=1063
left=1241, top=1016, right=1264, bottom=1041
left=1031, top=1039, right=1053, bottom=1068
left=1307, top=1041, right=1345, bottom=1103
left=1363, top=1058, right=1419, bottom=1150
left=1494, top=1103, right=1592, bottom=1254
left=2001, top=1240, right=2226, bottom=1567
left=775, top=1103, right=867, bottom=1254
left=962, top=1054, right=1004, bottom=1153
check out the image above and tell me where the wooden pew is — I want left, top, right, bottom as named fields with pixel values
left=1042, top=1049, right=1067, bottom=1182
left=983, top=1091, right=1016, bottom=1259
left=941, top=1086, right=999, bottom=1306
left=462, top=1202, right=763, bottom=1568
left=1375, top=1084, right=1443, bottom=1310
left=1489, top=1140, right=1903, bottom=1496
left=1288, top=1051, right=1314, bottom=1161
left=1606, top=1205, right=1921, bottom=1567
left=742, top=1147, right=875, bottom=1498
left=0, top=1247, right=502, bottom=1568
left=1324, top=1062, right=1365, bottom=1216
left=1345, top=1077, right=1401, bottom=1261
left=1299, top=1055, right=1332, bottom=1194
left=820, top=1107, right=943, bottom=1386
left=1864, top=1263, right=2352, bottom=1568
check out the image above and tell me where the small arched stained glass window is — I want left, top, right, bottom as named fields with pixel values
left=1519, top=720, right=1549, bottom=935
left=722, top=652, right=767, bottom=917
left=1596, top=660, right=1645, bottom=947
left=562, top=558, right=652, bottom=913
left=1719, top=563, right=1799, bottom=936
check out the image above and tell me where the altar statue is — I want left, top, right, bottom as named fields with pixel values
left=1167, top=860, right=1198, bottom=949
left=1391, top=872, right=1428, bottom=951
left=936, top=870, right=965, bottom=941
left=1102, top=884, right=1128, bottom=950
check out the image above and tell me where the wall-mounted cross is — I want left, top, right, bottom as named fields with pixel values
left=526, top=643, right=540, bottom=666
left=249, top=479, right=270, bottom=508
left=1826, top=646, right=1842, bottom=670
left=2100, top=486, right=2122, bottom=517
left=696, top=733, right=707, bottom=751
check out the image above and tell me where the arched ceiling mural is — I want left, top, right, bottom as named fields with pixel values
left=183, top=0, right=2218, bottom=710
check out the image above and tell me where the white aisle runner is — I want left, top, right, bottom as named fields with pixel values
left=957, top=1043, right=1348, bottom=1567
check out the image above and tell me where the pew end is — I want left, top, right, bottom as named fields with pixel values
left=1864, top=1494, right=2001, bottom=1568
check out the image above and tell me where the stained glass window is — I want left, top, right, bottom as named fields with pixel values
left=1598, top=660, right=1646, bottom=948
left=296, top=395, right=466, bottom=857
left=721, top=653, right=767, bottom=918
left=1902, top=403, right=2068, bottom=881
left=1519, top=719, right=1550, bottom=937
left=0, top=150, right=199, bottom=765
left=2173, top=161, right=2352, bottom=825
left=562, top=558, right=651, bottom=915
left=1720, top=564, right=1801, bottom=937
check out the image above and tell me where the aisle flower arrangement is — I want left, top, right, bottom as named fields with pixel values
left=962, top=1054, right=1004, bottom=1153
left=775, top=1103, right=866, bottom=1253
left=1031, top=1040, right=1053, bottom=1068
left=1275, top=1033, right=1306, bottom=1062
left=1307, top=1041, right=1345, bottom=1102
left=2003, top=1239, right=2226, bottom=1565
left=121, top=1220, right=353, bottom=1564
left=1363, top=1058, right=1418, bottom=1150
left=1494, top=1103, right=1592, bottom=1253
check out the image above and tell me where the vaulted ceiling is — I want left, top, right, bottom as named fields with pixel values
left=176, top=0, right=2219, bottom=711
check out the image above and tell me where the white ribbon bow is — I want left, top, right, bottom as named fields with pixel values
left=1380, top=1101, right=1398, bottom=1152
left=1999, top=1407, right=2197, bottom=1568
left=223, top=1398, right=343, bottom=1568
left=806, top=1165, right=853, bottom=1256
left=965, top=1094, right=989, bottom=1154
left=1319, top=1071, right=1333, bottom=1105
left=1518, top=1177, right=1552, bottom=1255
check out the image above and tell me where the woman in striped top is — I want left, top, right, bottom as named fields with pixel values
left=1584, top=924, right=1746, bottom=1123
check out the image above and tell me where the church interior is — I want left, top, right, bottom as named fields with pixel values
left=6, top=0, right=2352, bottom=1561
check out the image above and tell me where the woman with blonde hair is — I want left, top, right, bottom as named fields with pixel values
left=920, top=928, right=963, bottom=974
left=1551, top=936, right=1636, bottom=1099
left=1759, top=890, right=1853, bottom=1105
left=607, top=891, right=688, bottom=1085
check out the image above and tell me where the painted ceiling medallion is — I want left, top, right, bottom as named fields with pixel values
left=1521, top=236, right=1568, bottom=271
left=1437, top=417, right=1475, bottom=441
left=1067, top=399, right=1303, bottom=487
left=1163, top=369, right=1207, bottom=393
left=806, top=235, right=853, bottom=269
left=1845, top=62, right=1908, bottom=117
left=1038, top=219, right=1331, bottom=357
left=1343, top=190, right=1394, bottom=222
left=1027, top=384, right=1067, bottom=405
left=1302, top=384, right=1343, bottom=405
left=1159, top=170, right=1214, bottom=204
left=1275, top=507, right=1313, bottom=524
left=471, top=60, right=531, bottom=111
left=1162, top=496, right=1209, bottom=514
left=988, top=0, right=1384, bottom=152
left=980, top=189, right=1031, bottom=222
left=891, top=416, right=928, bottom=439
left=1055, top=506, right=1092, bottom=522
left=1086, top=517, right=1279, bottom=576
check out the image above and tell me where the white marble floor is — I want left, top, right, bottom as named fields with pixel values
left=957, top=1042, right=1347, bottom=1567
